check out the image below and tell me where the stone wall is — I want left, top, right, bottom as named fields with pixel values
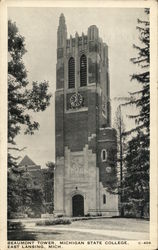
left=54, top=146, right=99, bottom=216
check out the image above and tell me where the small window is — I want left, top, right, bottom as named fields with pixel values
left=101, top=149, right=107, bottom=162
left=103, top=194, right=106, bottom=204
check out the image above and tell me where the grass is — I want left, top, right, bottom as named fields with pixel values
left=25, top=229, right=120, bottom=240
left=8, top=221, right=36, bottom=240
left=55, top=218, right=149, bottom=233
left=8, top=230, right=37, bottom=240
left=8, top=217, right=149, bottom=241
left=33, top=230, right=119, bottom=240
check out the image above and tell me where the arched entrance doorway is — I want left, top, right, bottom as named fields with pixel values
left=72, top=194, right=84, bottom=217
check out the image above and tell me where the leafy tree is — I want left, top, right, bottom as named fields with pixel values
left=46, top=161, right=55, bottom=171
left=8, top=20, right=51, bottom=216
left=8, top=167, right=32, bottom=217
left=123, top=9, right=150, bottom=217
left=29, top=187, right=45, bottom=216
left=8, top=20, right=51, bottom=157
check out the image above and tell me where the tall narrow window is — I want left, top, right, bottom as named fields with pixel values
left=80, top=55, right=87, bottom=86
left=103, top=150, right=106, bottom=160
left=68, top=57, right=75, bottom=88
left=101, top=149, right=107, bottom=162
left=103, top=194, right=106, bottom=204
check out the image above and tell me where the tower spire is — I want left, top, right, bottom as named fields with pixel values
left=59, top=13, right=66, bottom=26
left=57, top=13, right=67, bottom=48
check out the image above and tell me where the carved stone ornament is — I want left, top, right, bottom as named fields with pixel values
left=106, top=166, right=112, bottom=173
left=70, top=156, right=84, bottom=176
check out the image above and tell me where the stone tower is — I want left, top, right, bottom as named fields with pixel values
left=54, top=13, right=119, bottom=217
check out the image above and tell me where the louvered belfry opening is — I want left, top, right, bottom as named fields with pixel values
left=80, top=54, right=87, bottom=86
left=68, top=57, right=75, bottom=88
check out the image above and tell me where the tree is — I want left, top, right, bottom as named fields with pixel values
left=123, top=131, right=149, bottom=217
left=30, top=187, right=45, bottom=216
left=8, top=20, right=51, bottom=160
left=114, top=105, right=126, bottom=216
left=46, top=161, right=55, bottom=171
left=123, top=9, right=150, bottom=217
left=8, top=20, right=51, bottom=216
left=8, top=167, right=33, bottom=217
left=43, top=162, right=55, bottom=213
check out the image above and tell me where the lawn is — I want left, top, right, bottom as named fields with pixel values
left=8, top=217, right=149, bottom=241
left=31, top=230, right=121, bottom=240
left=57, top=218, right=149, bottom=233
left=8, top=228, right=124, bottom=240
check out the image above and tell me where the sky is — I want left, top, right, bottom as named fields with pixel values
left=8, top=7, right=146, bottom=167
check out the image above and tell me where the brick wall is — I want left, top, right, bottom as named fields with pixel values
left=64, top=111, right=88, bottom=152
left=97, top=128, right=117, bottom=188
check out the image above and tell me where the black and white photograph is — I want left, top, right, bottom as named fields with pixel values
left=0, top=0, right=157, bottom=249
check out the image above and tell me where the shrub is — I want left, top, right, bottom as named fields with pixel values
left=97, top=213, right=102, bottom=216
left=9, top=213, right=28, bottom=219
left=57, top=214, right=63, bottom=218
left=28, top=212, right=41, bottom=218
left=36, top=218, right=71, bottom=226
left=72, top=217, right=90, bottom=221
left=85, top=213, right=90, bottom=217
left=8, top=221, right=24, bottom=231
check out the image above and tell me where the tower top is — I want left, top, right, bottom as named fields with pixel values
left=59, top=13, right=66, bottom=26
left=57, top=13, right=67, bottom=48
left=88, top=25, right=99, bottom=41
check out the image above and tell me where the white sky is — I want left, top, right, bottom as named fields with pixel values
left=8, top=7, right=146, bottom=167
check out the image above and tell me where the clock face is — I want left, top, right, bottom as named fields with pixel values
left=70, top=93, right=83, bottom=108
left=106, top=166, right=112, bottom=173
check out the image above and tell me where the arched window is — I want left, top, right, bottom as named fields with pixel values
left=68, top=57, right=75, bottom=88
left=101, top=149, right=107, bottom=162
left=103, top=194, right=106, bottom=204
left=80, top=55, right=87, bottom=86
